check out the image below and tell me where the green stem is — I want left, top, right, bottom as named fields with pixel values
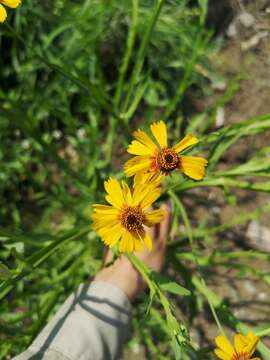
left=121, top=0, right=165, bottom=114
left=113, top=0, right=139, bottom=110
left=169, top=190, right=225, bottom=336
left=164, top=29, right=203, bottom=120
left=168, top=176, right=270, bottom=194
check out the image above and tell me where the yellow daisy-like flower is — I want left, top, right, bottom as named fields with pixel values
left=214, top=332, right=260, bottom=360
left=0, top=0, right=21, bottom=23
left=92, top=177, right=166, bottom=253
left=124, top=120, right=208, bottom=181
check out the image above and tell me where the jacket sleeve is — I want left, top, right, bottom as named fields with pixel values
left=14, top=281, right=132, bottom=360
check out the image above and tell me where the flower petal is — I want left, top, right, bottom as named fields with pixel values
left=234, top=334, right=245, bottom=354
left=134, top=237, right=143, bottom=253
left=0, top=4, right=7, bottom=22
left=150, top=121, right=167, bottom=148
left=121, top=181, right=132, bottom=205
left=104, top=177, right=125, bottom=209
left=93, top=204, right=118, bottom=214
left=92, top=212, right=118, bottom=230
left=244, top=332, right=259, bottom=356
left=144, top=209, right=166, bottom=226
left=133, top=183, right=161, bottom=211
left=99, top=223, right=123, bottom=247
left=214, top=348, right=231, bottom=360
left=133, top=129, right=157, bottom=152
left=127, top=140, right=155, bottom=155
left=141, top=188, right=162, bottom=211
left=118, top=230, right=135, bottom=253
left=124, top=156, right=151, bottom=177
left=215, top=335, right=234, bottom=357
left=127, top=232, right=135, bottom=252
left=2, top=0, right=21, bottom=8
left=178, top=155, right=207, bottom=180
left=173, top=134, right=199, bottom=153
left=143, top=232, right=153, bottom=251
left=133, top=171, right=162, bottom=187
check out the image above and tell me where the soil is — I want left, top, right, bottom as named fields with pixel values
left=123, top=0, right=270, bottom=358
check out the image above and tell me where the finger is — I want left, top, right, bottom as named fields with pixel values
left=158, top=202, right=171, bottom=243
left=151, top=202, right=171, bottom=253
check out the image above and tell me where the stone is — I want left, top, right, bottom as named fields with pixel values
left=238, top=12, right=255, bottom=28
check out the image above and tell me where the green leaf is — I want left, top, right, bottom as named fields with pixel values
left=151, top=272, right=191, bottom=296
left=0, top=263, right=12, bottom=280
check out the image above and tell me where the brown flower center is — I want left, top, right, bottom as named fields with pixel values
left=156, top=148, right=179, bottom=173
left=119, top=206, right=144, bottom=232
left=231, top=353, right=249, bottom=360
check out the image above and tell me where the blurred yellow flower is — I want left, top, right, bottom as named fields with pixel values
left=124, top=120, right=207, bottom=181
left=0, top=0, right=21, bottom=23
left=214, top=332, right=260, bottom=360
left=92, top=177, right=165, bottom=253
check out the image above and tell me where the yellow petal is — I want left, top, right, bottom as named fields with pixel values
left=133, top=172, right=149, bottom=187
left=133, top=171, right=162, bottom=187
left=134, top=237, right=143, bottom=253
left=179, top=156, right=208, bottom=180
left=245, top=332, right=259, bottom=356
left=133, top=129, right=157, bottom=152
left=93, top=204, right=118, bottom=214
left=214, top=348, right=231, bottom=360
left=150, top=120, right=167, bottom=148
left=0, top=4, right=7, bottom=22
left=132, top=182, right=161, bottom=210
left=127, top=140, right=155, bottom=156
left=104, top=177, right=125, bottom=209
left=132, top=185, right=149, bottom=206
left=97, top=224, right=116, bottom=236
left=127, top=232, right=135, bottom=252
left=140, top=188, right=161, bottom=211
left=124, top=156, right=151, bottom=177
left=215, top=335, right=234, bottom=357
left=143, top=232, right=153, bottom=251
left=118, top=230, right=135, bottom=253
left=2, top=0, right=21, bottom=8
left=234, top=333, right=258, bottom=355
left=234, top=334, right=246, bottom=354
left=144, top=209, right=166, bottom=226
left=173, top=134, right=199, bottom=153
left=92, top=213, right=118, bottom=231
left=100, top=223, right=123, bottom=247
left=121, top=181, right=132, bottom=205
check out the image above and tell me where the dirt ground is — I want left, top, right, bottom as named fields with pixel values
left=122, top=0, right=270, bottom=358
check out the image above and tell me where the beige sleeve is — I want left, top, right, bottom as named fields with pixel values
left=14, top=281, right=132, bottom=360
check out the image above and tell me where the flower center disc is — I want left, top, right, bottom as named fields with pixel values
left=157, top=148, right=179, bottom=173
left=120, top=206, right=144, bottom=232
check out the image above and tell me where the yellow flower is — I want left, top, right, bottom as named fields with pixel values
left=124, top=120, right=208, bottom=181
left=0, top=0, right=21, bottom=23
left=214, top=332, right=260, bottom=360
left=92, top=177, right=166, bottom=253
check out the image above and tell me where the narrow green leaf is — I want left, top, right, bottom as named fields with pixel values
left=0, top=263, right=12, bottom=280
left=151, top=272, right=191, bottom=296
left=122, top=0, right=165, bottom=113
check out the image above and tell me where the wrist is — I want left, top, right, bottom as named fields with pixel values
left=94, top=256, right=144, bottom=301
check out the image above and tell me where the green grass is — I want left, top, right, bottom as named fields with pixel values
left=1, top=0, right=270, bottom=358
